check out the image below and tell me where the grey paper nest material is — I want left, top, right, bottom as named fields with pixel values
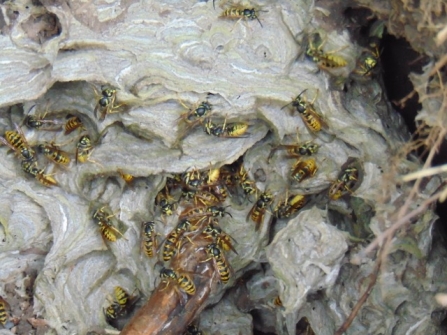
left=0, top=0, right=446, bottom=334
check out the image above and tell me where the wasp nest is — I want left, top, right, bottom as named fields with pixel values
left=0, top=0, right=446, bottom=334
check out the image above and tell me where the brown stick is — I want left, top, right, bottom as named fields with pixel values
left=334, top=258, right=382, bottom=335
left=121, top=234, right=220, bottom=335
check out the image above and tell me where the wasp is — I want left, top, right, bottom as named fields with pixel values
left=220, top=158, right=248, bottom=192
left=268, top=141, right=319, bottom=162
left=156, top=186, right=177, bottom=216
left=37, top=143, right=70, bottom=166
left=114, top=286, right=129, bottom=306
left=296, top=317, right=316, bottom=335
left=207, top=205, right=232, bottom=218
left=104, top=287, right=137, bottom=321
left=209, top=183, right=228, bottom=202
left=206, top=167, right=220, bottom=184
left=354, top=43, right=380, bottom=77
left=222, top=162, right=257, bottom=199
left=202, top=165, right=226, bottom=192
left=220, top=6, right=264, bottom=28
left=118, top=169, right=134, bottom=184
left=182, top=167, right=204, bottom=188
left=166, top=174, right=182, bottom=190
left=291, top=158, right=317, bottom=182
left=247, top=191, right=273, bottom=230
left=274, top=193, right=307, bottom=219
left=21, top=161, right=58, bottom=187
left=355, top=53, right=378, bottom=77
left=305, top=33, right=347, bottom=69
left=328, top=158, right=363, bottom=200
left=24, top=114, right=61, bottom=130
left=228, top=163, right=257, bottom=198
left=203, top=118, right=248, bottom=138
left=162, top=219, right=193, bottom=261
left=93, top=206, right=126, bottom=242
left=203, top=221, right=238, bottom=254
left=273, top=296, right=282, bottom=307
left=241, top=179, right=257, bottom=197
left=282, top=90, right=327, bottom=133
left=184, top=324, right=203, bottom=335
left=160, top=267, right=196, bottom=296
left=176, top=99, right=213, bottom=145
left=1, top=125, right=36, bottom=163
left=76, top=135, right=93, bottom=164
left=0, top=296, right=9, bottom=325
left=94, top=85, right=123, bottom=121
left=203, top=243, right=231, bottom=284
left=193, top=190, right=220, bottom=207
left=142, top=221, right=158, bottom=258
left=179, top=205, right=231, bottom=227
left=177, top=273, right=196, bottom=295
left=104, top=303, right=123, bottom=321
left=178, top=100, right=212, bottom=126
left=64, top=114, right=85, bottom=135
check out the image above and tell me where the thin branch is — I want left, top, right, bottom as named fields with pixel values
left=334, top=257, right=382, bottom=335
left=354, top=189, right=444, bottom=262
left=394, top=55, right=447, bottom=108
left=401, top=163, right=447, bottom=182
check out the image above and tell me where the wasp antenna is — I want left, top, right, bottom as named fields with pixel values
left=26, top=104, right=37, bottom=114
left=280, top=101, right=293, bottom=110
left=256, top=17, right=263, bottom=28
left=297, top=89, right=308, bottom=98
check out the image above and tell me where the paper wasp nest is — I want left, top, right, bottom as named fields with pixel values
left=0, top=0, right=445, bottom=334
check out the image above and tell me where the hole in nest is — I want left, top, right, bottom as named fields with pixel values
left=21, top=11, right=61, bottom=44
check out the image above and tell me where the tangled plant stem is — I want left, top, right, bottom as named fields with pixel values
left=339, top=125, right=447, bottom=334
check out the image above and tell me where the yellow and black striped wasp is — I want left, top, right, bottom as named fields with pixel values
left=92, top=206, right=126, bottom=242
left=0, top=124, right=36, bottom=163
left=193, top=190, right=221, bottom=207
left=247, top=191, right=273, bottom=231
left=202, top=243, right=231, bottom=284
left=220, top=5, right=264, bottom=28
left=328, top=158, right=363, bottom=200
left=291, top=158, right=317, bottom=183
left=118, top=169, right=134, bottom=184
left=64, top=114, right=85, bottom=135
left=282, top=90, right=327, bottom=133
left=175, top=98, right=213, bottom=145
left=37, top=143, right=71, bottom=166
left=93, top=85, right=123, bottom=121
left=200, top=166, right=228, bottom=203
left=76, top=134, right=93, bottom=164
left=24, top=114, right=62, bottom=131
left=354, top=39, right=381, bottom=78
left=142, top=221, right=159, bottom=258
left=305, top=32, right=347, bottom=70
left=162, top=219, right=193, bottom=262
left=178, top=99, right=212, bottom=127
left=203, top=118, right=249, bottom=138
left=156, top=186, right=178, bottom=216
left=159, top=267, right=196, bottom=296
left=0, top=296, right=10, bottom=326
left=203, top=220, right=238, bottom=255
left=268, top=141, right=319, bottom=162
left=21, top=161, right=58, bottom=187
left=104, top=286, right=139, bottom=322
left=273, top=193, right=307, bottom=219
